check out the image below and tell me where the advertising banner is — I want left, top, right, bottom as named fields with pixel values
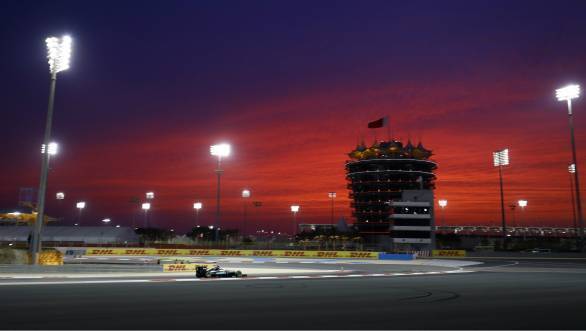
left=84, top=248, right=379, bottom=259
left=431, top=250, right=466, bottom=257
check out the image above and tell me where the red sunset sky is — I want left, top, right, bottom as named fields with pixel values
left=1, top=1, right=586, bottom=232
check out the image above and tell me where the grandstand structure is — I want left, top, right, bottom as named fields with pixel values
left=436, top=225, right=579, bottom=238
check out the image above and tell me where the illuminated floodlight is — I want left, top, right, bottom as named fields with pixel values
left=115, top=225, right=120, bottom=228
left=210, top=143, right=231, bottom=157
left=438, top=199, right=448, bottom=208
left=556, top=84, right=580, bottom=101
left=56, top=192, right=65, bottom=200
left=146, top=192, right=155, bottom=200
left=291, top=205, right=300, bottom=213
left=193, top=202, right=202, bottom=210
left=142, top=202, right=151, bottom=211
left=518, top=200, right=528, bottom=208
left=41, top=142, right=59, bottom=155
left=102, top=218, right=111, bottom=224
left=76, top=201, right=85, bottom=209
left=209, top=225, right=214, bottom=230
left=242, top=189, right=251, bottom=198
left=569, top=163, right=576, bottom=174
left=493, top=148, right=509, bottom=167
left=46, top=35, right=72, bottom=74
left=328, top=192, right=336, bottom=198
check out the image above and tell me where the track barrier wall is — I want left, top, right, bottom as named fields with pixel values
left=79, top=248, right=381, bottom=259
left=431, top=250, right=467, bottom=257
left=378, top=253, right=416, bottom=260
left=59, top=248, right=434, bottom=260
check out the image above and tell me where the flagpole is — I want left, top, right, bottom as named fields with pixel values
left=386, top=116, right=391, bottom=141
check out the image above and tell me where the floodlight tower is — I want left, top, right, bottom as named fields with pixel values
left=193, top=202, right=202, bottom=227
left=242, top=189, right=251, bottom=235
left=569, top=164, right=578, bottom=234
left=517, top=199, right=527, bottom=227
left=76, top=201, right=85, bottom=225
left=328, top=192, right=336, bottom=228
left=290, top=205, right=300, bottom=237
left=556, top=84, right=584, bottom=246
left=438, top=199, right=448, bottom=227
left=210, top=143, right=231, bottom=240
left=30, top=35, right=72, bottom=264
left=142, top=202, right=151, bottom=228
left=493, top=148, right=509, bottom=247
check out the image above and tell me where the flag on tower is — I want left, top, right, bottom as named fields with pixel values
left=368, top=116, right=389, bottom=128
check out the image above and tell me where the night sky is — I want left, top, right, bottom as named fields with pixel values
left=1, top=0, right=586, bottom=233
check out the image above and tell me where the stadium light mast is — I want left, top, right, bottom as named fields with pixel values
left=210, top=143, right=231, bottom=241
left=438, top=199, right=448, bottom=227
left=142, top=202, right=151, bottom=228
left=76, top=201, right=85, bottom=225
left=242, top=189, right=251, bottom=236
left=193, top=202, right=202, bottom=227
left=493, top=148, right=509, bottom=248
left=328, top=192, right=336, bottom=228
left=557, top=84, right=584, bottom=248
left=569, top=164, right=578, bottom=235
left=31, top=35, right=72, bottom=265
left=291, top=205, right=300, bottom=238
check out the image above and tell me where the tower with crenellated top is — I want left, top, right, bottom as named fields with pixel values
left=346, top=139, right=437, bottom=250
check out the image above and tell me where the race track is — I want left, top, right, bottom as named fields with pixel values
left=0, top=258, right=585, bottom=329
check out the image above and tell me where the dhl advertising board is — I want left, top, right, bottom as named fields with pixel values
left=431, top=250, right=467, bottom=257
left=162, top=263, right=216, bottom=272
left=85, top=248, right=379, bottom=259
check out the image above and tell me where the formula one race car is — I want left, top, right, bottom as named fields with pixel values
left=196, top=265, right=246, bottom=278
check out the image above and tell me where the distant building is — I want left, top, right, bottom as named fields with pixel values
left=346, top=139, right=437, bottom=250
left=0, top=226, right=139, bottom=245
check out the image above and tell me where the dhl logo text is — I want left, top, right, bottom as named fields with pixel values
left=316, top=252, right=339, bottom=257
left=157, top=250, right=178, bottom=255
left=92, top=249, right=114, bottom=254
left=284, top=251, right=307, bottom=257
left=166, top=265, right=188, bottom=271
left=124, top=249, right=147, bottom=255
left=189, top=250, right=211, bottom=255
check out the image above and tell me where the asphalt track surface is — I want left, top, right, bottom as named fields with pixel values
left=1, top=258, right=585, bottom=329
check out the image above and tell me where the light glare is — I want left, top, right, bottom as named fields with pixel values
left=210, top=143, right=231, bottom=157
left=56, top=192, right=65, bottom=200
left=556, top=84, right=580, bottom=101
left=46, top=35, right=72, bottom=74
left=142, top=202, right=151, bottom=210
left=518, top=200, right=528, bottom=208
left=76, top=201, right=85, bottom=209
left=569, top=163, right=576, bottom=173
left=242, top=189, right=251, bottom=198
left=493, top=148, right=509, bottom=167
left=41, top=142, right=58, bottom=155
left=438, top=199, right=448, bottom=208
left=291, top=205, right=300, bottom=213
left=193, top=202, right=202, bottom=210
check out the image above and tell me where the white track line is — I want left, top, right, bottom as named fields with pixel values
left=0, top=269, right=473, bottom=286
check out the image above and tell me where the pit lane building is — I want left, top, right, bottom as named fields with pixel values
left=346, top=140, right=437, bottom=250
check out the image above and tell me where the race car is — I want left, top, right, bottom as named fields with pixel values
left=196, top=265, right=246, bottom=278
